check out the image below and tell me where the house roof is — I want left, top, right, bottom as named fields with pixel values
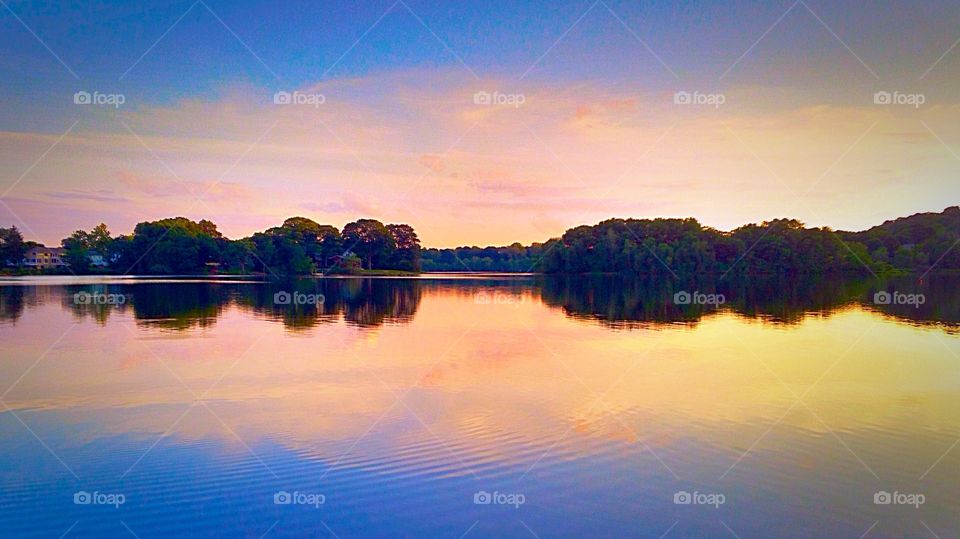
left=25, top=246, right=65, bottom=254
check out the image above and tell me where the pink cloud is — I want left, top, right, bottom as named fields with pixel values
left=1, top=70, right=957, bottom=247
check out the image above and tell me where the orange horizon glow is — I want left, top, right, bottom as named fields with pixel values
left=2, top=70, right=958, bottom=248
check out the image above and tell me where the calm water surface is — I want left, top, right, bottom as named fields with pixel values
left=1, top=275, right=959, bottom=538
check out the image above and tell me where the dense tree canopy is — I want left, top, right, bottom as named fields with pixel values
left=3, top=206, right=956, bottom=276
left=844, top=206, right=960, bottom=271
left=385, top=224, right=421, bottom=271
left=424, top=207, right=960, bottom=275
left=422, top=243, right=546, bottom=272
left=61, top=223, right=112, bottom=270
left=341, top=219, right=396, bottom=270
left=536, top=213, right=957, bottom=274
left=0, top=216, right=421, bottom=276
left=112, top=218, right=226, bottom=274
left=278, top=217, right=341, bottom=268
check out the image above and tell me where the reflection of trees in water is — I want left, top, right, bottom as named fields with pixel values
left=538, top=274, right=960, bottom=331
left=0, top=286, right=36, bottom=324
left=0, top=286, right=26, bottom=324
left=338, top=279, right=421, bottom=328
left=717, top=274, right=867, bottom=324
left=129, top=284, right=226, bottom=330
left=237, top=283, right=338, bottom=330
left=864, top=275, right=960, bottom=333
left=49, top=284, right=220, bottom=329
left=61, top=285, right=134, bottom=326
left=2, top=274, right=959, bottom=332
left=0, top=280, right=424, bottom=331
left=539, top=275, right=689, bottom=328
left=237, top=279, right=422, bottom=330
left=0, top=286, right=77, bottom=325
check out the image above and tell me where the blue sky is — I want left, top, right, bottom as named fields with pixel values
left=5, top=0, right=957, bottom=108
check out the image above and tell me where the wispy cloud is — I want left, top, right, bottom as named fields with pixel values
left=2, top=69, right=958, bottom=246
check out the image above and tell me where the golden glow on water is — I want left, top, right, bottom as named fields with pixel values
left=4, top=280, right=960, bottom=537
left=4, top=286, right=960, bottom=479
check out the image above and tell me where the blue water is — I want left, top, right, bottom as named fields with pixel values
left=1, top=276, right=959, bottom=538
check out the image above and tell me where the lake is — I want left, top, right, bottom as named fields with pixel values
left=1, top=274, right=959, bottom=538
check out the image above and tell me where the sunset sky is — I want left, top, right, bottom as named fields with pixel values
left=1, top=0, right=959, bottom=247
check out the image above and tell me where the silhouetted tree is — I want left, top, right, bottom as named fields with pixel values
left=0, top=226, right=25, bottom=266
left=342, top=219, right=395, bottom=270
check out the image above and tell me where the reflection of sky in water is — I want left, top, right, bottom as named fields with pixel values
left=1, top=280, right=960, bottom=537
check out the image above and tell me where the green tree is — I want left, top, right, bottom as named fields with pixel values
left=61, top=230, right=92, bottom=270
left=387, top=223, right=421, bottom=271
left=342, top=219, right=396, bottom=270
left=120, top=218, right=223, bottom=274
left=279, top=217, right=341, bottom=269
left=0, top=226, right=25, bottom=267
left=248, top=226, right=315, bottom=276
left=60, top=223, right=114, bottom=270
left=222, top=238, right=255, bottom=274
left=88, top=223, right=112, bottom=252
left=893, top=245, right=914, bottom=268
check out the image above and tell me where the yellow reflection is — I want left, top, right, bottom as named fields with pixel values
left=3, top=287, right=960, bottom=475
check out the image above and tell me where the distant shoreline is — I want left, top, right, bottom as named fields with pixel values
left=5, top=269, right=960, bottom=282
left=4, top=207, right=957, bottom=276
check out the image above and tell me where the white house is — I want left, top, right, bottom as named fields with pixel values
left=87, top=251, right=109, bottom=267
left=22, top=246, right=67, bottom=269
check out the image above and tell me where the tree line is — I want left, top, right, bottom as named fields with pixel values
left=0, top=217, right=422, bottom=276
left=2, top=206, right=957, bottom=275
left=421, top=243, right=548, bottom=272
left=422, top=206, right=960, bottom=274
